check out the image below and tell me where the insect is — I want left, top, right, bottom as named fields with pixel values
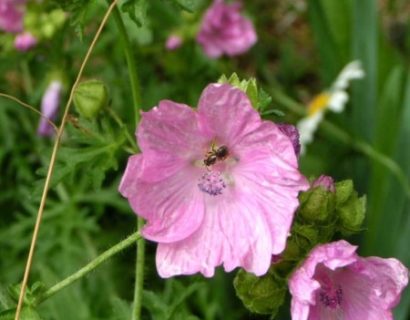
left=204, top=145, right=229, bottom=167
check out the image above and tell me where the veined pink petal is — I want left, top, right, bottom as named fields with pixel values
left=138, top=100, right=206, bottom=159
left=119, top=155, right=205, bottom=243
left=197, top=83, right=261, bottom=145
left=156, top=206, right=225, bottom=278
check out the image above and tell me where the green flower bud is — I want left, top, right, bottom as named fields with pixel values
left=234, top=269, right=286, bottom=316
left=335, top=180, right=354, bottom=206
left=337, top=194, right=366, bottom=236
left=333, top=180, right=366, bottom=236
left=298, top=185, right=336, bottom=223
left=74, top=80, right=108, bottom=119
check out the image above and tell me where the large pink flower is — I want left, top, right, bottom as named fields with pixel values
left=119, top=83, right=308, bottom=278
left=0, top=0, right=25, bottom=33
left=196, top=0, right=257, bottom=58
left=289, top=240, right=409, bottom=320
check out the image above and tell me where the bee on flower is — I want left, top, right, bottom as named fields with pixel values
left=297, top=61, right=365, bottom=154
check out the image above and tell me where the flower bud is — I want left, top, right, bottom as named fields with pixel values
left=312, top=175, right=335, bottom=192
left=73, top=79, right=108, bottom=119
left=298, top=183, right=336, bottom=223
left=234, top=269, right=286, bottom=316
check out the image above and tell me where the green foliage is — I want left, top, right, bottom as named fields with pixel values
left=49, top=0, right=95, bottom=37
left=234, top=269, right=286, bottom=316
left=121, top=0, right=149, bottom=27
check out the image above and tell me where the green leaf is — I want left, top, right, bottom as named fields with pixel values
left=121, top=0, right=149, bottom=27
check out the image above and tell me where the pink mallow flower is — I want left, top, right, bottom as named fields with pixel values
left=14, top=32, right=37, bottom=51
left=165, top=34, right=183, bottom=50
left=289, top=240, right=409, bottom=320
left=38, top=81, right=62, bottom=137
left=0, top=0, right=25, bottom=33
left=119, top=83, right=308, bottom=278
left=196, top=0, right=257, bottom=59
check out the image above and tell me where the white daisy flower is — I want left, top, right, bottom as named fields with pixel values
left=297, top=60, right=365, bottom=154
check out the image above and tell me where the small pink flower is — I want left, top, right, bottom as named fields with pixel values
left=312, top=175, right=335, bottom=192
left=119, top=83, right=308, bottom=278
left=165, top=35, right=183, bottom=50
left=0, top=0, right=26, bottom=33
left=289, top=240, right=409, bottom=320
left=14, top=31, right=37, bottom=51
left=196, top=0, right=257, bottom=58
left=38, top=81, right=62, bottom=137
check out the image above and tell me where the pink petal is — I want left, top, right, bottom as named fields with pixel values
left=138, top=100, right=206, bottom=160
left=233, top=121, right=308, bottom=253
left=156, top=191, right=273, bottom=277
left=353, top=257, right=409, bottom=309
left=336, top=267, right=394, bottom=320
left=119, top=154, right=205, bottom=243
left=156, top=206, right=225, bottom=278
left=197, top=84, right=261, bottom=145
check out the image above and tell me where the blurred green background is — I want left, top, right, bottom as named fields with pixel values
left=1, top=0, right=409, bottom=319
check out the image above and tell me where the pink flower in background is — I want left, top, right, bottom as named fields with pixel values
left=14, top=31, right=37, bottom=51
left=289, top=240, right=409, bottom=320
left=165, top=34, right=183, bottom=50
left=38, top=81, right=63, bottom=137
left=196, top=0, right=257, bottom=58
left=119, top=83, right=308, bottom=278
left=0, top=0, right=25, bottom=33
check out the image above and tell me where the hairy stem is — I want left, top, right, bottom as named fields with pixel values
left=35, top=231, right=141, bottom=305
left=109, top=5, right=145, bottom=320
left=14, top=1, right=120, bottom=319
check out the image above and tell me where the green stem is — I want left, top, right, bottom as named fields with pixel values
left=109, top=5, right=145, bottom=320
left=110, top=4, right=142, bottom=126
left=133, top=217, right=145, bottom=320
left=270, top=88, right=410, bottom=198
left=35, top=231, right=141, bottom=305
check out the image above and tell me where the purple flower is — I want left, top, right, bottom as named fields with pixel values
left=119, top=83, right=308, bottom=278
left=277, top=123, right=301, bottom=158
left=196, top=0, right=257, bottom=58
left=312, top=175, right=335, bottom=193
left=14, top=31, right=37, bottom=51
left=38, top=81, right=62, bottom=137
left=0, top=0, right=25, bottom=33
left=165, top=35, right=183, bottom=50
left=289, top=240, right=409, bottom=320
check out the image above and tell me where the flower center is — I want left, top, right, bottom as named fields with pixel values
left=318, top=285, right=343, bottom=309
left=198, top=171, right=226, bottom=196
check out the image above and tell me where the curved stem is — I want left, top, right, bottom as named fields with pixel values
left=0, top=93, right=58, bottom=133
left=35, top=231, right=141, bottom=305
left=109, top=5, right=145, bottom=320
left=270, top=88, right=410, bottom=198
left=14, top=1, right=120, bottom=319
